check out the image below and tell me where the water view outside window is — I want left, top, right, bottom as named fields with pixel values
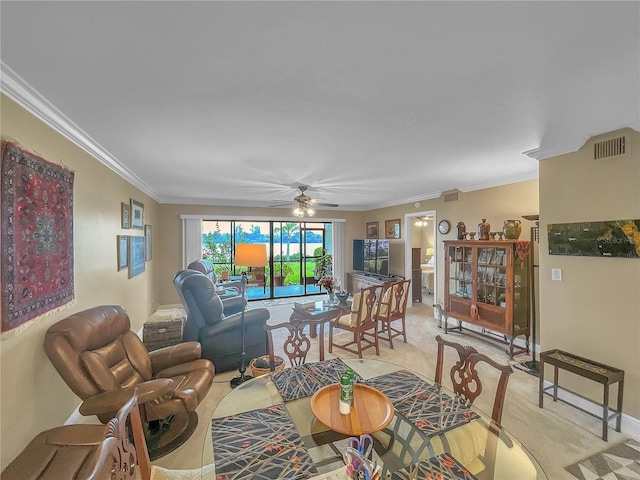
left=202, top=220, right=332, bottom=299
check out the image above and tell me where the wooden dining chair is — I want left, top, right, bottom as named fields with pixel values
left=329, top=284, right=383, bottom=358
left=376, top=279, right=411, bottom=348
left=434, top=335, right=513, bottom=425
left=88, top=389, right=217, bottom=480
left=247, top=266, right=267, bottom=293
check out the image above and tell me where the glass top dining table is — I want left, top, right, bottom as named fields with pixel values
left=203, top=358, right=547, bottom=480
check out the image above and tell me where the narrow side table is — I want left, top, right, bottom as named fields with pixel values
left=539, top=349, right=624, bottom=441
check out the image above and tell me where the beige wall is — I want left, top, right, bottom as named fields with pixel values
left=155, top=205, right=366, bottom=306
left=539, top=128, right=640, bottom=418
left=366, top=180, right=540, bottom=303
left=0, top=96, right=159, bottom=468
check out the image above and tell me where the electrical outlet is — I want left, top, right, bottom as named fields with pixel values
left=551, top=268, right=562, bottom=281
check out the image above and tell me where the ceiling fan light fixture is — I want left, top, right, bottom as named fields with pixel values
left=293, top=204, right=315, bottom=217
left=415, top=216, right=429, bottom=227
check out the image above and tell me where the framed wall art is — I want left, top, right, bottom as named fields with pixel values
left=366, top=221, right=379, bottom=239
left=117, top=235, right=128, bottom=271
left=144, top=225, right=152, bottom=261
left=129, top=236, right=145, bottom=278
left=385, top=219, right=401, bottom=239
left=130, top=199, right=144, bottom=230
left=121, top=202, right=130, bottom=229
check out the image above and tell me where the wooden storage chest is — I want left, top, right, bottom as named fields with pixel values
left=143, top=307, right=185, bottom=352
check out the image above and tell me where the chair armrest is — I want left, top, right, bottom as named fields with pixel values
left=221, top=296, right=246, bottom=315
left=149, top=341, right=202, bottom=372
left=79, top=378, right=174, bottom=416
left=200, top=308, right=270, bottom=338
left=221, top=280, right=242, bottom=291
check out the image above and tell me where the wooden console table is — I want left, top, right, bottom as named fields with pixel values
left=538, top=349, right=624, bottom=441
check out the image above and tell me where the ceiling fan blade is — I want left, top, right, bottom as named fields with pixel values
left=310, top=201, right=339, bottom=208
left=268, top=203, right=293, bottom=208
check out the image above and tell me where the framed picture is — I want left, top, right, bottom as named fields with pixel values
left=385, top=219, right=401, bottom=239
left=144, top=225, right=152, bottom=261
left=121, top=202, right=130, bottom=229
left=129, top=236, right=146, bottom=278
left=366, top=221, right=379, bottom=239
left=130, top=199, right=144, bottom=230
left=117, top=235, right=128, bottom=271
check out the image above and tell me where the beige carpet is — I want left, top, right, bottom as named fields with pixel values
left=152, top=298, right=639, bottom=479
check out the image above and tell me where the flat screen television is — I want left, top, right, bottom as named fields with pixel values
left=353, top=239, right=390, bottom=276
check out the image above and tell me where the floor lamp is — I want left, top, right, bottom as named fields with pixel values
left=521, top=215, right=540, bottom=375
left=230, top=243, right=267, bottom=388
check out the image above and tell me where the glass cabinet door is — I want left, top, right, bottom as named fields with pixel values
left=475, top=246, right=508, bottom=307
left=448, top=246, right=473, bottom=299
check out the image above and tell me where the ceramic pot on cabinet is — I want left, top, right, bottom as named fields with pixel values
left=503, top=220, right=522, bottom=240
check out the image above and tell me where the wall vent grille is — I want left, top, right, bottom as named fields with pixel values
left=594, top=136, right=625, bottom=160
left=444, top=192, right=459, bottom=202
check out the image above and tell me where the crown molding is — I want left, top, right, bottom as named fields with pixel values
left=0, top=62, right=161, bottom=201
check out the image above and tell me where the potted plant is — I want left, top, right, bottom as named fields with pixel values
left=269, top=263, right=294, bottom=286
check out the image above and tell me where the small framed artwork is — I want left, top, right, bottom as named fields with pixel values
left=366, top=221, right=379, bottom=239
left=385, top=219, right=401, bottom=239
left=144, top=225, right=152, bottom=261
left=129, top=236, right=146, bottom=278
left=130, top=199, right=144, bottom=230
left=117, top=235, right=128, bottom=271
left=121, top=202, right=130, bottom=229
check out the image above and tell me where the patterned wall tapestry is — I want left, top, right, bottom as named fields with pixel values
left=1, top=142, right=75, bottom=334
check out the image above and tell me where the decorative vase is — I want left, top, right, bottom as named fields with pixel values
left=337, top=291, right=349, bottom=306
left=478, top=219, right=491, bottom=240
left=327, top=291, right=337, bottom=306
left=456, top=222, right=467, bottom=240
left=503, top=220, right=522, bottom=240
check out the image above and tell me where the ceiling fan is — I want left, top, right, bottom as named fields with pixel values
left=270, top=186, right=339, bottom=217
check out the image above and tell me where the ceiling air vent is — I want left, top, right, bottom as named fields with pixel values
left=444, top=192, right=459, bottom=202
left=594, top=136, right=625, bottom=160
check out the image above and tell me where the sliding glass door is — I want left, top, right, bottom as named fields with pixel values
left=201, top=220, right=332, bottom=301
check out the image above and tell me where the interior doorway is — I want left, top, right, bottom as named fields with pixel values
left=403, top=211, right=436, bottom=306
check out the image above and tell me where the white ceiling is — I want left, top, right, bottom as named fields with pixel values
left=1, top=1, right=638, bottom=211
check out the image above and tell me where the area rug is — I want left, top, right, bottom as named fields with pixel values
left=565, top=438, right=640, bottom=480
left=1, top=142, right=74, bottom=334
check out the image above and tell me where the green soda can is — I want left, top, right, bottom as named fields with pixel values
left=339, top=373, right=351, bottom=414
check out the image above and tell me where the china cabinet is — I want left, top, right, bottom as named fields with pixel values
left=443, top=240, right=531, bottom=358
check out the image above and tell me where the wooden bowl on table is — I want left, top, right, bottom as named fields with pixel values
left=310, top=383, right=394, bottom=436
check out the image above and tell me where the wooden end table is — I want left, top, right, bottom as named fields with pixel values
left=539, top=349, right=624, bottom=441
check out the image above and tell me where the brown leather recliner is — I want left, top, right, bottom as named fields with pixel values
left=44, top=305, right=214, bottom=459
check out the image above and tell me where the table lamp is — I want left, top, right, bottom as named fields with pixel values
left=231, top=243, right=267, bottom=388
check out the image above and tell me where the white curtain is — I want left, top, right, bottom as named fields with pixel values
left=332, top=221, right=345, bottom=290
left=182, top=217, right=202, bottom=268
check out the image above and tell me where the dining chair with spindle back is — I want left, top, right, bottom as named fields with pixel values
left=329, top=284, right=383, bottom=358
